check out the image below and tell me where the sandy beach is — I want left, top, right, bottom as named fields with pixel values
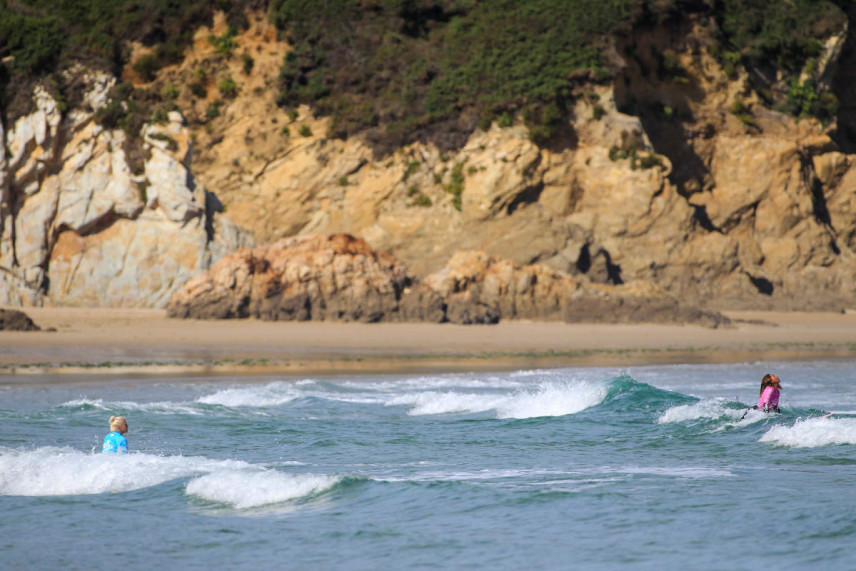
left=1, top=307, right=856, bottom=383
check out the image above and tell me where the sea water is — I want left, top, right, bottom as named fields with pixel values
left=2, top=360, right=856, bottom=569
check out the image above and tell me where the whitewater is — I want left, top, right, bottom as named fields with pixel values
left=3, top=360, right=856, bottom=569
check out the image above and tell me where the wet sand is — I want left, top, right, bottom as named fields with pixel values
left=2, top=307, right=856, bottom=384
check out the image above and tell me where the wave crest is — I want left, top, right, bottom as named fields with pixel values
left=185, top=470, right=342, bottom=509
left=388, top=379, right=608, bottom=419
left=760, top=417, right=856, bottom=448
left=197, top=382, right=300, bottom=407
left=0, top=447, right=248, bottom=496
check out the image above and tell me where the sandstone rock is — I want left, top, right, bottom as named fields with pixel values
left=1, top=73, right=252, bottom=307
left=52, top=126, right=142, bottom=234
left=398, top=283, right=446, bottom=323
left=168, top=234, right=411, bottom=322
left=0, top=272, right=43, bottom=306
left=6, top=86, right=62, bottom=193
left=422, top=250, right=728, bottom=327
left=0, top=118, right=10, bottom=268
left=48, top=216, right=210, bottom=307
left=0, top=308, right=40, bottom=331
left=167, top=231, right=729, bottom=326
left=4, top=16, right=856, bottom=315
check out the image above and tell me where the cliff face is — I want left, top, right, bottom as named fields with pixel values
left=2, top=11, right=855, bottom=311
left=0, top=65, right=251, bottom=307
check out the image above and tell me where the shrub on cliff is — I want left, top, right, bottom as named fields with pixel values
left=270, top=0, right=849, bottom=154
left=0, top=0, right=258, bottom=119
left=271, top=0, right=635, bottom=154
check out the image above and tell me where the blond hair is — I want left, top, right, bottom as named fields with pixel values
left=109, top=416, right=127, bottom=432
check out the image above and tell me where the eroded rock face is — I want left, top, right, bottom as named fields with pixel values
left=167, top=234, right=410, bottom=322
left=169, top=234, right=727, bottom=327
left=183, top=15, right=856, bottom=312
left=0, top=68, right=252, bottom=307
left=4, top=13, right=856, bottom=313
left=422, top=251, right=728, bottom=327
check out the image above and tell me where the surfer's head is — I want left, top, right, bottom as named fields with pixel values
left=109, top=415, right=128, bottom=434
left=760, top=373, right=780, bottom=395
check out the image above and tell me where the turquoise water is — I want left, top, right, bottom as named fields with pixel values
left=3, top=361, right=856, bottom=569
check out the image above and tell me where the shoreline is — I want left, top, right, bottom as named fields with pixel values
left=2, top=307, right=856, bottom=385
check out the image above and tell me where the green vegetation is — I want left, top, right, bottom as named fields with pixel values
left=242, top=54, right=255, bottom=75
left=0, top=0, right=849, bottom=148
left=405, top=161, right=421, bottom=179
left=713, top=0, right=845, bottom=74
left=271, top=0, right=638, bottom=153
left=0, top=0, right=256, bottom=119
left=162, top=84, right=180, bottom=100
left=218, top=76, right=239, bottom=99
left=149, top=107, right=169, bottom=125
left=188, top=82, right=207, bottom=98
left=784, top=79, right=839, bottom=123
left=133, top=54, right=161, bottom=83
left=206, top=100, right=222, bottom=120
left=138, top=181, right=149, bottom=204
left=208, top=27, right=238, bottom=58
left=445, top=162, right=466, bottom=211
left=730, top=100, right=757, bottom=127
left=608, top=131, right=664, bottom=170
left=298, top=124, right=312, bottom=137
left=710, top=0, right=847, bottom=122
left=408, top=185, right=432, bottom=207
left=148, top=132, right=178, bottom=152
left=268, top=0, right=849, bottom=152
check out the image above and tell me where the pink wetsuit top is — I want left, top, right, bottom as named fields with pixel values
left=757, top=386, right=780, bottom=409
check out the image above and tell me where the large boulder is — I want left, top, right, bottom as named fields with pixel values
left=167, top=234, right=411, bottom=321
left=423, top=251, right=728, bottom=327
left=169, top=234, right=727, bottom=327
left=0, top=308, right=40, bottom=331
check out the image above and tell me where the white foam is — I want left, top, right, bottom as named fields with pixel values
left=760, top=417, right=856, bottom=448
left=497, top=380, right=608, bottom=419
left=59, top=398, right=109, bottom=410
left=388, top=391, right=507, bottom=415
left=375, top=464, right=733, bottom=484
left=185, top=470, right=341, bottom=509
left=339, top=375, right=523, bottom=393
left=375, top=467, right=562, bottom=483
left=0, top=447, right=248, bottom=496
left=387, top=379, right=608, bottom=419
left=656, top=399, right=737, bottom=424
left=607, top=465, right=734, bottom=478
left=59, top=398, right=203, bottom=416
left=197, top=382, right=300, bottom=407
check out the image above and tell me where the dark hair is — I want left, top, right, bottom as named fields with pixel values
left=759, top=373, right=780, bottom=396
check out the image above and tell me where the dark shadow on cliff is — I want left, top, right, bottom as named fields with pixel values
left=830, top=5, right=856, bottom=154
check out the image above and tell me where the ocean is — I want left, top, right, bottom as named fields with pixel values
left=2, top=360, right=856, bottom=569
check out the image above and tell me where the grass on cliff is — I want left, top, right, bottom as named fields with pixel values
left=0, top=0, right=849, bottom=151
left=271, top=0, right=636, bottom=154
left=0, top=0, right=259, bottom=120
left=270, top=0, right=850, bottom=154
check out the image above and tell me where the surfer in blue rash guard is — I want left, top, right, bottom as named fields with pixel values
left=102, top=416, right=129, bottom=454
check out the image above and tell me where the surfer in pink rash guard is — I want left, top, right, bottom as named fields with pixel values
left=756, top=373, right=781, bottom=413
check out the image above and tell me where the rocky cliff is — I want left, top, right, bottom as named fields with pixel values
left=2, top=9, right=856, bottom=312
left=0, top=66, right=252, bottom=307
left=167, top=234, right=727, bottom=327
